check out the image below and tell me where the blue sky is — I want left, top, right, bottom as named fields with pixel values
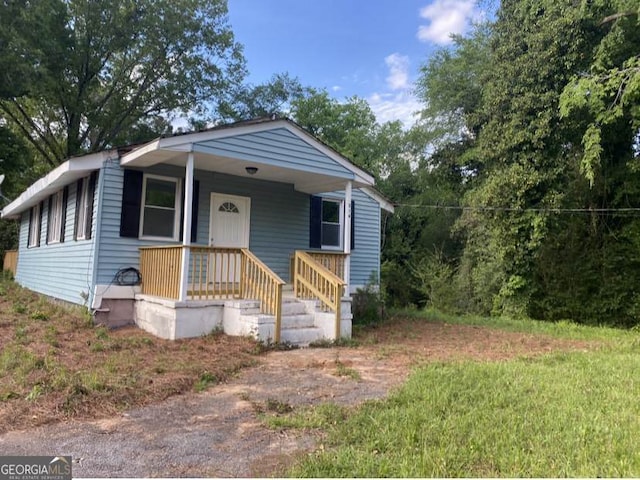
left=227, top=0, right=487, bottom=126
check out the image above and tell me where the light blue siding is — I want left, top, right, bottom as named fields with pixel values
left=312, top=189, right=381, bottom=289
left=96, top=161, right=311, bottom=284
left=95, top=160, right=382, bottom=289
left=194, top=128, right=354, bottom=179
left=16, top=176, right=99, bottom=305
left=351, top=190, right=381, bottom=288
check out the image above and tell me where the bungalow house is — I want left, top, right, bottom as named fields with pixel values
left=1, top=117, right=393, bottom=345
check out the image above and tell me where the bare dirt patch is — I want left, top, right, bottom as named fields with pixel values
left=0, top=302, right=595, bottom=477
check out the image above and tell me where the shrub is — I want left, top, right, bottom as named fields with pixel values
left=352, top=272, right=385, bottom=325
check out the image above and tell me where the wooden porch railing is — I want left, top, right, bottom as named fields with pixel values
left=305, top=251, right=347, bottom=281
left=3, top=249, right=18, bottom=276
left=189, top=247, right=243, bottom=299
left=293, top=250, right=345, bottom=339
left=139, top=246, right=285, bottom=342
left=139, top=245, right=182, bottom=299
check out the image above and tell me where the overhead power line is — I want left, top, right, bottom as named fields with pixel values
left=394, top=204, right=640, bottom=215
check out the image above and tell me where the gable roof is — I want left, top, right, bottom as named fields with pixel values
left=1, top=117, right=394, bottom=219
left=119, top=117, right=375, bottom=188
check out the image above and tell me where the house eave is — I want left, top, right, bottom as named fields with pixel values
left=119, top=119, right=376, bottom=189
left=1, top=151, right=115, bottom=220
left=361, top=187, right=395, bottom=213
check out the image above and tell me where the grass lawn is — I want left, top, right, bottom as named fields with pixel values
left=277, top=311, right=640, bottom=477
left=0, top=278, right=261, bottom=433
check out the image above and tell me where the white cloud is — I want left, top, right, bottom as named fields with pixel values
left=384, top=53, right=410, bottom=91
left=417, top=0, right=482, bottom=45
left=368, top=91, right=422, bottom=128
left=331, top=85, right=342, bottom=92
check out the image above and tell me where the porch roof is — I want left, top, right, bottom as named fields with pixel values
left=120, top=118, right=376, bottom=194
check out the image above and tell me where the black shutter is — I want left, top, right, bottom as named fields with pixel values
left=60, top=186, right=69, bottom=242
left=27, top=207, right=33, bottom=247
left=46, top=195, right=53, bottom=244
left=86, top=171, right=97, bottom=239
left=37, top=202, right=43, bottom=246
left=179, top=178, right=200, bottom=242
left=350, top=200, right=355, bottom=250
left=74, top=178, right=83, bottom=240
left=309, top=195, right=322, bottom=248
left=120, top=169, right=143, bottom=238
left=191, top=180, right=199, bottom=243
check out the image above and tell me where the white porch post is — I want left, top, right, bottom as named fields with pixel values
left=343, top=180, right=352, bottom=295
left=179, top=151, right=195, bottom=301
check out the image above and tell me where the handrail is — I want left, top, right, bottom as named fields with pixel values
left=293, top=250, right=345, bottom=339
left=241, top=248, right=285, bottom=342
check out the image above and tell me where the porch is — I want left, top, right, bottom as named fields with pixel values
left=135, top=246, right=351, bottom=344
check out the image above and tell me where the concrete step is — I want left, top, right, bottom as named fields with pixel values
left=280, top=326, right=324, bottom=347
left=281, top=299, right=308, bottom=316
left=280, top=313, right=315, bottom=329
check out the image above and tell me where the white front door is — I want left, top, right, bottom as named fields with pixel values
left=209, top=193, right=251, bottom=283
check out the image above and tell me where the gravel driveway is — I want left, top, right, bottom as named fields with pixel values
left=0, top=347, right=407, bottom=477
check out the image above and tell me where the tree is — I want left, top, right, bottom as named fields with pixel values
left=560, top=3, right=640, bottom=186
left=217, top=73, right=312, bottom=122
left=412, top=0, right=640, bottom=325
left=0, top=0, right=246, bottom=166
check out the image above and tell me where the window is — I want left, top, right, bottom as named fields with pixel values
left=75, top=173, right=96, bottom=240
left=76, top=177, right=90, bottom=240
left=219, top=202, right=239, bottom=213
left=309, top=196, right=355, bottom=250
left=47, top=189, right=65, bottom=244
left=321, top=199, right=342, bottom=249
left=139, top=174, right=181, bottom=240
left=28, top=203, right=41, bottom=248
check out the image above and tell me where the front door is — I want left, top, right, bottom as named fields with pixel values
left=209, top=193, right=251, bottom=284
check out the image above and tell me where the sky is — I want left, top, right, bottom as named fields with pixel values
left=227, top=0, right=487, bottom=127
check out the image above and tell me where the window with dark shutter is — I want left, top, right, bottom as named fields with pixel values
left=309, top=196, right=355, bottom=250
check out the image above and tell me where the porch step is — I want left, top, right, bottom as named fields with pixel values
left=281, top=313, right=315, bottom=329
left=280, top=326, right=324, bottom=347
left=281, top=298, right=309, bottom=316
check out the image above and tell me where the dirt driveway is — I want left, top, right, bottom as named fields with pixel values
left=0, top=320, right=590, bottom=477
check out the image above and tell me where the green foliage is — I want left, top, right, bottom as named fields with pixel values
left=194, top=371, right=218, bottom=392
left=408, top=0, right=640, bottom=326
left=218, top=72, right=312, bottom=121
left=261, top=402, right=348, bottom=431
left=0, top=0, right=246, bottom=165
left=352, top=273, right=385, bottom=325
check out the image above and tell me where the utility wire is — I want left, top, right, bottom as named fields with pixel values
left=393, top=203, right=640, bottom=215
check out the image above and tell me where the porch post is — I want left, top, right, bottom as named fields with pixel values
left=179, top=151, right=195, bottom=301
left=343, top=180, right=352, bottom=295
